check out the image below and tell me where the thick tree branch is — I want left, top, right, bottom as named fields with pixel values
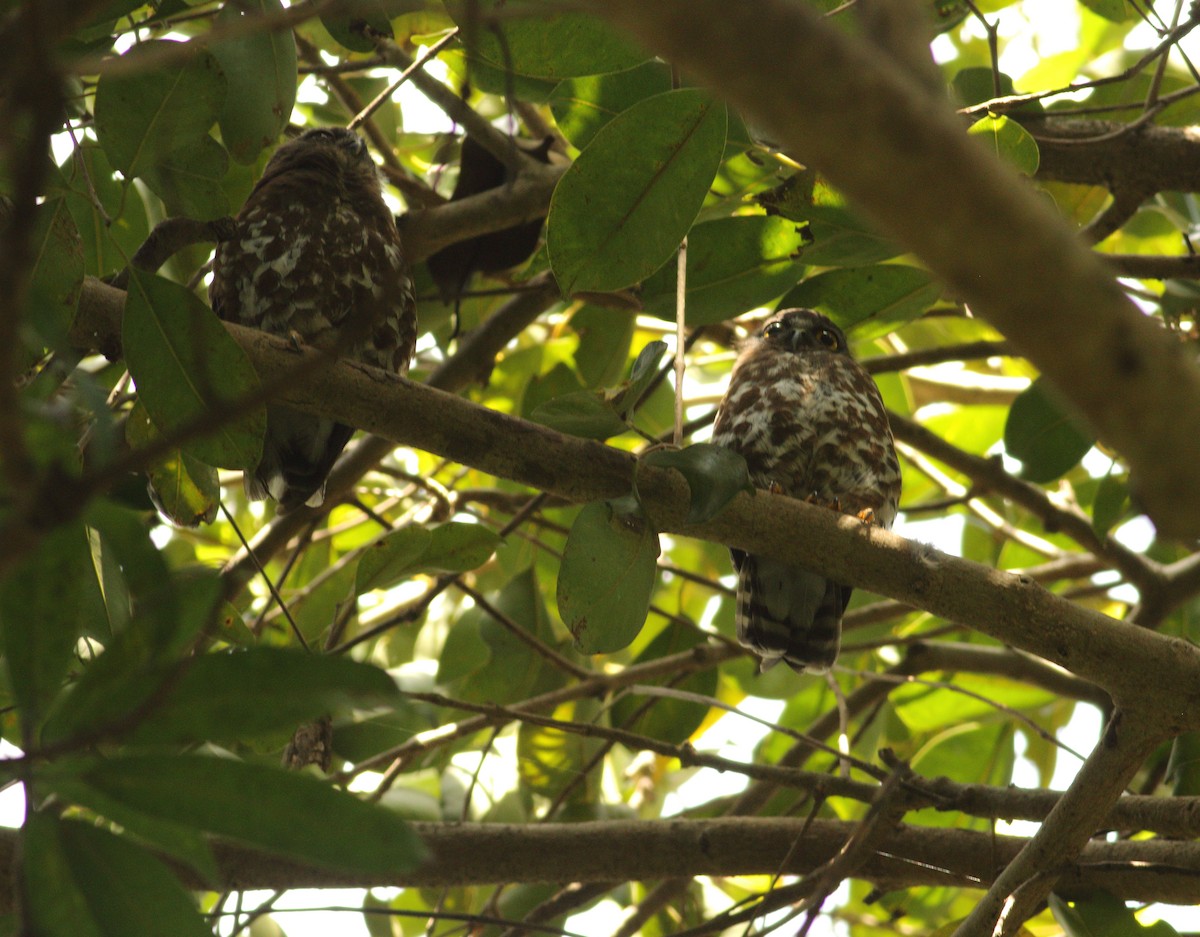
left=67, top=277, right=1200, bottom=717
left=590, top=0, right=1200, bottom=539
left=0, top=817, right=1197, bottom=908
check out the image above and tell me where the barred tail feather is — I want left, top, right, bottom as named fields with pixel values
left=733, top=553, right=846, bottom=673
left=249, top=407, right=355, bottom=513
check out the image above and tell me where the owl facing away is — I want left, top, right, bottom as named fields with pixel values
left=711, top=309, right=901, bottom=673
left=210, top=127, right=416, bottom=512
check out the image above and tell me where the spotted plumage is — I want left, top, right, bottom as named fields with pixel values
left=711, top=308, right=901, bottom=673
left=211, top=127, right=416, bottom=511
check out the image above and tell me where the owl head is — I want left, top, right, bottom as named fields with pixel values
left=256, top=126, right=382, bottom=196
left=759, top=308, right=849, bottom=356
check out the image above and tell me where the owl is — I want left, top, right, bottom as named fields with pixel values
left=210, top=126, right=416, bottom=511
left=711, top=308, right=901, bottom=672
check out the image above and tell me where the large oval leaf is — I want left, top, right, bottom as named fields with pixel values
left=93, top=40, right=226, bottom=178
left=548, top=89, right=727, bottom=294
left=211, top=0, right=297, bottom=164
left=24, top=197, right=84, bottom=358
left=780, top=265, right=941, bottom=338
left=460, top=4, right=645, bottom=78
left=1004, top=377, right=1094, bottom=483
left=66, top=754, right=426, bottom=873
left=640, top=215, right=809, bottom=325
left=549, top=61, right=672, bottom=150
left=127, top=402, right=220, bottom=528
left=556, top=500, right=660, bottom=654
left=138, top=135, right=230, bottom=220
left=123, top=269, right=265, bottom=470
left=23, top=815, right=211, bottom=937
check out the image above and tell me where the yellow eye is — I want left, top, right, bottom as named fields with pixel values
left=764, top=320, right=785, bottom=338
left=816, top=328, right=839, bottom=349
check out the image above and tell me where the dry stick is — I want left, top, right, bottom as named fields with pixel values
left=347, top=28, right=460, bottom=131
left=674, top=235, right=687, bottom=447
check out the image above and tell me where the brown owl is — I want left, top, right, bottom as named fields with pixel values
left=711, top=309, right=901, bottom=672
left=210, top=127, right=416, bottom=511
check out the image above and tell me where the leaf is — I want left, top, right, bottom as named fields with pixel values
left=529, top=392, right=628, bottom=440
left=459, top=4, right=646, bottom=78
left=640, top=444, right=753, bottom=524
left=779, top=265, right=941, bottom=339
left=0, top=523, right=92, bottom=728
left=321, top=2, right=393, bottom=52
left=757, top=174, right=900, bottom=267
left=547, top=90, right=727, bottom=294
left=1077, top=0, right=1138, bottom=22
left=211, top=0, right=297, bottom=164
left=1004, top=378, right=1094, bottom=483
left=132, top=648, right=400, bottom=745
left=968, top=113, right=1040, bottom=176
left=557, top=500, right=660, bottom=654
left=138, top=135, right=231, bottom=220
left=355, top=527, right=432, bottom=595
left=127, top=402, right=219, bottom=528
left=549, top=61, right=673, bottom=149
left=610, top=624, right=719, bottom=744
left=1049, top=892, right=1179, bottom=936
left=122, top=269, right=265, bottom=470
left=356, top=522, right=503, bottom=594
left=517, top=698, right=604, bottom=803
left=93, top=40, right=226, bottom=178
left=24, top=197, right=83, bottom=357
left=571, top=306, right=636, bottom=390
left=609, top=340, right=668, bottom=419
left=640, top=215, right=809, bottom=325
left=23, top=816, right=212, bottom=937
left=54, top=142, right=150, bottom=278
left=69, top=754, right=426, bottom=873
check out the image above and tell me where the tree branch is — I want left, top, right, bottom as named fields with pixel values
left=66, top=277, right=1200, bottom=716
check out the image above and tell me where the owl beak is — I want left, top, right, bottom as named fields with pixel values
left=784, top=327, right=810, bottom=354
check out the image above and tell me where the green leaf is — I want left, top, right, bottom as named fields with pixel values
left=640, top=444, right=753, bottom=524
left=571, top=306, right=636, bottom=390
left=640, top=215, right=809, bottom=325
left=127, top=402, right=219, bottom=528
left=557, top=500, right=660, bottom=654
left=757, top=175, right=899, bottom=267
left=460, top=4, right=646, bottom=78
left=610, top=624, right=718, bottom=744
left=1004, top=378, right=1094, bottom=483
left=93, top=40, right=226, bottom=178
left=70, top=754, right=426, bottom=873
left=1049, top=892, right=1179, bottom=936
left=321, top=2, right=392, bottom=52
left=1167, top=731, right=1200, bottom=796
left=529, top=392, right=628, bottom=439
left=138, top=136, right=231, bottom=220
left=24, top=197, right=83, bottom=357
left=609, top=340, right=668, bottom=419
left=53, top=142, right=150, bottom=279
left=211, top=0, right=297, bottom=164
left=547, top=90, right=727, bottom=294
left=355, top=526, right=432, bottom=595
left=779, top=265, right=941, bottom=339
left=23, top=817, right=212, bottom=937
left=968, top=113, right=1040, bottom=176
left=517, top=697, right=604, bottom=803
left=1077, top=0, right=1138, bottom=22
left=356, top=522, right=503, bottom=594
left=549, top=61, right=672, bottom=149
left=132, top=648, right=400, bottom=744
left=123, top=269, right=265, bottom=470
left=0, top=523, right=92, bottom=727
left=440, top=570, right=560, bottom=703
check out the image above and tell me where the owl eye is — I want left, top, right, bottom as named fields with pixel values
left=816, top=328, right=840, bottom=350
left=763, top=320, right=786, bottom=338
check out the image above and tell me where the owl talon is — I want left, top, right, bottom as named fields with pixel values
left=856, top=507, right=876, bottom=525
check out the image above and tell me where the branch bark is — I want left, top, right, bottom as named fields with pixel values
left=67, top=277, right=1200, bottom=719
left=589, top=0, right=1200, bottom=539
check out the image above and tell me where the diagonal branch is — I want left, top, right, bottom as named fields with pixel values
left=67, top=277, right=1200, bottom=716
